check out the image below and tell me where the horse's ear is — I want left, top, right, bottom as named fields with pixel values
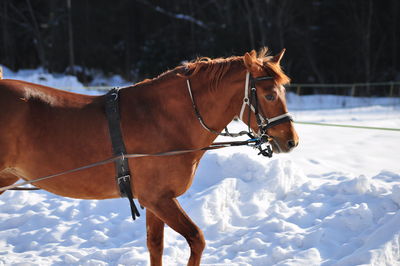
left=271, top=48, right=286, bottom=64
left=244, top=52, right=256, bottom=70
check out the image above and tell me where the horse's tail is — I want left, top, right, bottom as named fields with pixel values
left=0, top=66, right=2, bottom=79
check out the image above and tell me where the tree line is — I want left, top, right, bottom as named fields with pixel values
left=0, top=0, right=399, bottom=87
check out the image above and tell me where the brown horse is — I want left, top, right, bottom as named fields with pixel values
left=0, top=48, right=298, bottom=265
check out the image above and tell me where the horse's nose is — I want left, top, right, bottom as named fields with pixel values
left=287, top=140, right=298, bottom=150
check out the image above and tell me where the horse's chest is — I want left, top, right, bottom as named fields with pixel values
left=135, top=156, right=201, bottom=197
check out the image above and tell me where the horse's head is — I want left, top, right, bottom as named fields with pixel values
left=242, top=48, right=299, bottom=153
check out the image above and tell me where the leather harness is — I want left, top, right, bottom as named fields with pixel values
left=105, top=88, right=140, bottom=220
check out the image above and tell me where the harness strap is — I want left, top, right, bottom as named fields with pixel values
left=105, top=88, right=140, bottom=220
left=8, top=187, right=41, bottom=191
left=239, top=72, right=251, bottom=121
left=240, top=72, right=268, bottom=125
left=187, top=79, right=248, bottom=137
left=186, top=80, right=220, bottom=135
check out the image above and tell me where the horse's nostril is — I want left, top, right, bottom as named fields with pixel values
left=287, top=140, right=296, bottom=149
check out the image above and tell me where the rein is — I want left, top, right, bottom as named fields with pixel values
left=0, top=139, right=263, bottom=193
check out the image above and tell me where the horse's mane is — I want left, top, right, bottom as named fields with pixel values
left=183, top=47, right=290, bottom=85
left=135, top=47, right=290, bottom=89
left=256, top=47, right=291, bottom=85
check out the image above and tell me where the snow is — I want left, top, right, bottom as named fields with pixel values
left=1, top=69, right=400, bottom=265
left=2, top=66, right=84, bottom=90
left=0, top=66, right=130, bottom=95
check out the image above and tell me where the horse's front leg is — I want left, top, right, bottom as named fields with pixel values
left=143, top=197, right=205, bottom=266
left=146, top=209, right=165, bottom=266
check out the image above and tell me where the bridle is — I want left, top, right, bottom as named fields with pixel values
left=240, top=71, right=293, bottom=135
left=186, top=71, right=293, bottom=157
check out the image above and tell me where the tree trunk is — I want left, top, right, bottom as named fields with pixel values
left=391, top=0, right=397, bottom=79
left=66, top=0, right=75, bottom=75
left=243, top=0, right=255, bottom=50
left=364, top=0, right=373, bottom=88
left=26, top=0, right=47, bottom=70
left=1, top=0, right=15, bottom=69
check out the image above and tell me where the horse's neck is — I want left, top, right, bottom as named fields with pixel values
left=119, top=67, right=245, bottom=151
left=189, top=67, right=245, bottom=135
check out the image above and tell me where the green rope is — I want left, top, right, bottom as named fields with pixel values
left=295, top=121, right=400, bottom=131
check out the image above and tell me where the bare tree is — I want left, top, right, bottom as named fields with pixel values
left=391, top=0, right=398, bottom=78
left=344, top=1, right=374, bottom=84
left=25, top=0, right=47, bottom=69
left=1, top=0, right=15, bottom=69
left=242, top=0, right=256, bottom=50
left=66, top=0, right=75, bottom=74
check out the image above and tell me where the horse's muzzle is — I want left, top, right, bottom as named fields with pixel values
left=270, top=137, right=298, bottom=153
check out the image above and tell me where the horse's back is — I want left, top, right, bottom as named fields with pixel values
left=0, top=79, right=97, bottom=108
left=0, top=79, right=102, bottom=166
left=0, top=79, right=117, bottom=198
left=0, top=79, right=99, bottom=153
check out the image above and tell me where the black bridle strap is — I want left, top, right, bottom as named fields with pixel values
left=250, top=75, right=273, bottom=125
left=186, top=79, right=249, bottom=137
left=264, top=114, right=294, bottom=129
left=252, top=76, right=275, bottom=82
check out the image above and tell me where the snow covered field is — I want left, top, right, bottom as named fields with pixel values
left=1, top=69, right=400, bottom=265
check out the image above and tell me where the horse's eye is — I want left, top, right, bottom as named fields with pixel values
left=265, top=95, right=275, bottom=101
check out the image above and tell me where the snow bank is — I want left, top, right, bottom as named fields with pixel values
left=1, top=66, right=84, bottom=90
left=1, top=156, right=400, bottom=265
left=287, top=92, right=400, bottom=110
left=0, top=65, right=131, bottom=95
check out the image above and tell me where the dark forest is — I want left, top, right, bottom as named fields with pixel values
left=0, top=0, right=399, bottom=85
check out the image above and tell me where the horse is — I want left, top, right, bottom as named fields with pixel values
left=0, top=48, right=298, bottom=265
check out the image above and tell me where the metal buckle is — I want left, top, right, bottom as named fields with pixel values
left=258, top=143, right=273, bottom=158
left=254, top=134, right=273, bottom=158
left=117, top=175, right=131, bottom=184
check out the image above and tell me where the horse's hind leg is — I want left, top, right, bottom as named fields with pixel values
left=144, top=197, right=205, bottom=266
left=0, top=170, right=19, bottom=195
left=146, top=209, right=165, bottom=266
